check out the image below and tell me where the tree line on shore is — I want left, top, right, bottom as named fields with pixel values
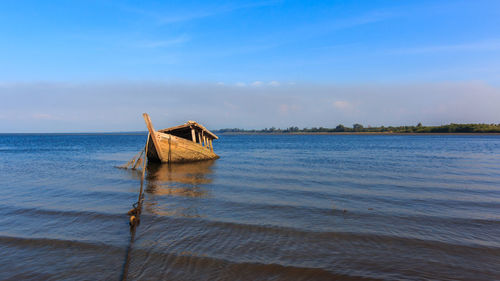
left=216, top=123, right=500, bottom=134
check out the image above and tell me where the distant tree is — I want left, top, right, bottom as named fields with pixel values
left=353, top=123, right=364, bottom=132
left=335, top=124, right=345, bottom=132
left=417, top=122, right=422, bottom=127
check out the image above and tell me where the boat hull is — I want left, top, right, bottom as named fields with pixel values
left=147, top=132, right=219, bottom=163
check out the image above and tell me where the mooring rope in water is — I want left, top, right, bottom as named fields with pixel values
left=120, top=225, right=136, bottom=281
left=128, top=133, right=149, bottom=227
left=121, top=133, right=150, bottom=281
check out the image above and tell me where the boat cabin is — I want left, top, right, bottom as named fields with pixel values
left=159, top=121, right=218, bottom=151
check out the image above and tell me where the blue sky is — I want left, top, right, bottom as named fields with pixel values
left=0, top=0, right=499, bottom=132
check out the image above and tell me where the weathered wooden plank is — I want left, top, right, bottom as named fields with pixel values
left=155, top=132, right=219, bottom=162
left=142, top=113, right=164, bottom=161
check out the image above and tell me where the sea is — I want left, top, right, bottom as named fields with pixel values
left=0, top=133, right=499, bottom=281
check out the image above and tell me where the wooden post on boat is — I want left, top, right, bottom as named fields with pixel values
left=198, top=132, right=202, bottom=145
left=191, top=127, right=196, bottom=143
left=209, top=139, right=213, bottom=151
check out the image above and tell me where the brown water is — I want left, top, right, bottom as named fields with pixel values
left=0, top=134, right=499, bottom=280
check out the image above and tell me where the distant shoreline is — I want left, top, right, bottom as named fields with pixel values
left=216, top=123, right=500, bottom=134
left=217, top=132, right=500, bottom=136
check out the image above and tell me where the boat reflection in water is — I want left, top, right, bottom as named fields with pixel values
left=143, top=160, right=216, bottom=218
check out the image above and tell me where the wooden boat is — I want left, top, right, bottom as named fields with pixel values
left=142, top=113, right=219, bottom=163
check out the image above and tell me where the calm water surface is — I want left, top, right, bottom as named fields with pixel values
left=0, top=134, right=499, bottom=280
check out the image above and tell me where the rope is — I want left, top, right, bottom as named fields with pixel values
left=121, top=133, right=150, bottom=281
left=128, top=133, right=149, bottom=227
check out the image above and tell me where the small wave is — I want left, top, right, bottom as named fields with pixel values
left=126, top=245, right=380, bottom=281
left=0, top=235, right=122, bottom=253
left=138, top=214, right=500, bottom=252
left=0, top=204, right=125, bottom=221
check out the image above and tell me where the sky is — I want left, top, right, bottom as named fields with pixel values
left=0, top=0, right=499, bottom=132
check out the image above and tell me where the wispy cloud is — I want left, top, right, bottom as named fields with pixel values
left=157, top=11, right=215, bottom=25
left=32, top=113, right=61, bottom=120
left=196, top=43, right=280, bottom=58
left=333, top=100, right=352, bottom=110
left=160, top=1, right=283, bottom=24
left=237, top=9, right=395, bottom=57
left=137, top=35, right=190, bottom=48
left=220, top=81, right=281, bottom=87
left=327, top=11, right=392, bottom=31
left=295, top=10, right=394, bottom=37
left=279, top=103, right=300, bottom=115
left=393, top=39, right=500, bottom=54
left=119, top=1, right=283, bottom=25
